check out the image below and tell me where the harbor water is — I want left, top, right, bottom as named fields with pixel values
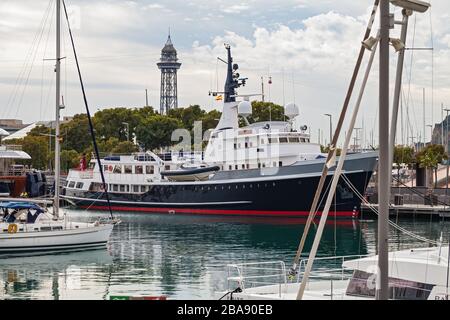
left=0, top=209, right=448, bottom=300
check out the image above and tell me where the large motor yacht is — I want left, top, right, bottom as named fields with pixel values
left=62, top=45, right=377, bottom=218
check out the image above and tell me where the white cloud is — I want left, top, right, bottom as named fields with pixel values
left=221, top=4, right=251, bottom=14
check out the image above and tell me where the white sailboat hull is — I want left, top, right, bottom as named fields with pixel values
left=0, top=223, right=114, bottom=253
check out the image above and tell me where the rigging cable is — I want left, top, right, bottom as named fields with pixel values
left=3, top=0, right=53, bottom=119
left=341, top=174, right=440, bottom=246
left=62, top=0, right=114, bottom=220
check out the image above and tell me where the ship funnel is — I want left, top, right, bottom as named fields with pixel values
left=284, top=103, right=299, bottom=119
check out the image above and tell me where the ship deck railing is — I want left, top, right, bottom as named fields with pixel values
left=226, top=254, right=369, bottom=297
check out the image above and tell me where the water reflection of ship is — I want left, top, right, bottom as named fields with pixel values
left=0, top=250, right=113, bottom=299
left=108, top=216, right=369, bottom=298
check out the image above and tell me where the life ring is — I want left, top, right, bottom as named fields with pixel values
left=108, top=165, right=113, bottom=172
left=8, top=224, right=18, bottom=234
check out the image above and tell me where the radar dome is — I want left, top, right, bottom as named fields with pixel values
left=284, top=103, right=300, bottom=119
left=238, top=100, right=252, bottom=117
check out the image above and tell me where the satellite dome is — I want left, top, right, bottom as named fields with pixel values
left=238, top=100, right=252, bottom=117
left=284, top=103, right=300, bottom=119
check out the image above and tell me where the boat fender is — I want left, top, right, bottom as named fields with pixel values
left=8, top=224, right=18, bottom=234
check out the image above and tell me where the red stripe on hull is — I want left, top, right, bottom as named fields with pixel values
left=79, top=205, right=359, bottom=218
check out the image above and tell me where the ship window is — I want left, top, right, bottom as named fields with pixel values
left=262, top=163, right=266, bottom=168
left=76, top=182, right=84, bottom=189
left=103, top=165, right=109, bottom=172
left=306, top=138, right=310, bottom=143
left=246, top=164, right=250, bottom=169
left=234, top=143, right=237, bottom=149
left=258, top=163, right=261, bottom=168
left=279, top=161, right=283, bottom=167
left=268, top=137, right=278, bottom=144
left=245, top=142, right=248, bottom=148
left=119, top=185, right=125, bottom=192
left=289, top=137, right=300, bottom=143
left=235, top=165, right=238, bottom=170
left=52, top=226, right=63, bottom=231
left=260, top=139, right=265, bottom=144
left=124, top=165, right=132, bottom=174
left=279, top=137, right=288, bottom=143
left=300, top=138, right=306, bottom=142
left=146, top=165, right=154, bottom=174
left=165, top=165, right=171, bottom=171
left=68, top=181, right=75, bottom=188
left=112, top=184, right=119, bottom=192
left=229, top=165, right=232, bottom=170
left=141, top=185, right=147, bottom=192
left=133, top=185, right=140, bottom=193
left=242, top=164, right=245, bottom=169
left=135, top=165, right=143, bottom=174
left=113, top=165, right=122, bottom=174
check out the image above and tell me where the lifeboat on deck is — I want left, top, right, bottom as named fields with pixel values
left=160, top=164, right=220, bottom=182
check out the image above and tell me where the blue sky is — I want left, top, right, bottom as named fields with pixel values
left=1, top=0, right=449, bottom=146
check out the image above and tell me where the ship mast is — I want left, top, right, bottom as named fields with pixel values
left=53, top=0, right=61, bottom=218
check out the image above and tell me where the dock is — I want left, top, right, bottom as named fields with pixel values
left=361, top=203, right=450, bottom=219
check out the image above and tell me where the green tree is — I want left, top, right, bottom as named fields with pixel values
left=21, top=135, right=50, bottom=170
left=60, top=114, right=91, bottom=153
left=416, top=144, right=447, bottom=188
left=168, top=105, right=206, bottom=130
left=28, top=125, right=53, bottom=137
left=60, top=149, right=80, bottom=173
left=133, top=106, right=156, bottom=121
left=93, top=107, right=137, bottom=141
left=393, top=145, right=415, bottom=183
left=111, top=141, right=139, bottom=154
left=200, top=109, right=221, bottom=131
left=246, top=101, right=285, bottom=124
left=135, top=115, right=182, bottom=151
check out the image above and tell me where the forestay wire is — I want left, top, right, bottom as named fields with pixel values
left=62, top=0, right=114, bottom=219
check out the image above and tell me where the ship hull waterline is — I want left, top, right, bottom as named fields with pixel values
left=62, top=170, right=374, bottom=219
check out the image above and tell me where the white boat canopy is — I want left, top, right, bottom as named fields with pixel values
left=0, top=146, right=31, bottom=159
left=0, top=128, right=10, bottom=137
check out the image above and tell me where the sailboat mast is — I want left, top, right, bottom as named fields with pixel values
left=377, top=0, right=390, bottom=300
left=54, top=0, right=61, bottom=218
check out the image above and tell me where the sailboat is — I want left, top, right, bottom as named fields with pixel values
left=0, top=0, right=117, bottom=254
left=217, top=0, right=449, bottom=300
